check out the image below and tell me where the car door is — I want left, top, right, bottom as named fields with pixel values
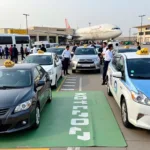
left=37, top=65, right=49, bottom=105
left=115, top=56, right=126, bottom=104
left=109, top=55, right=121, bottom=104
left=54, top=54, right=61, bottom=80
left=33, top=67, right=45, bottom=110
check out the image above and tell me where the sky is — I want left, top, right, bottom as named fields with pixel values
left=0, top=0, right=150, bottom=36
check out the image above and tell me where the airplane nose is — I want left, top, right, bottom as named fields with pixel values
left=118, top=30, right=122, bottom=36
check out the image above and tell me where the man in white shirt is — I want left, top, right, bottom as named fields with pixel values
left=25, top=45, right=31, bottom=56
left=102, top=44, right=113, bottom=85
left=62, top=45, right=71, bottom=75
left=33, top=45, right=37, bottom=53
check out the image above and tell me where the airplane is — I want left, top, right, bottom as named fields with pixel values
left=64, top=19, right=122, bottom=41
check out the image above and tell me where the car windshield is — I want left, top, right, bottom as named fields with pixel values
left=127, top=58, right=150, bottom=79
left=0, top=69, right=32, bottom=88
left=118, top=49, right=137, bottom=53
left=24, top=55, right=53, bottom=65
left=47, top=48, right=64, bottom=55
left=75, top=48, right=97, bottom=55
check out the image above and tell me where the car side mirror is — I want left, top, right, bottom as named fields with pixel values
left=112, top=72, right=122, bottom=78
left=37, top=80, right=45, bottom=87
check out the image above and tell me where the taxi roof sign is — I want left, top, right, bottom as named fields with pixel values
left=136, top=48, right=149, bottom=55
left=37, top=50, right=44, bottom=54
left=4, top=60, right=15, bottom=67
left=124, top=46, right=129, bottom=49
left=84, top=44, right=87, bottom=48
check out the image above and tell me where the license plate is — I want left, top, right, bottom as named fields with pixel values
left=82, top=64, right=90, bottom=67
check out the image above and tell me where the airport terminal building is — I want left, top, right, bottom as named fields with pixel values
left=134, top=24, right=150, bottom=43
left=0, top=27, right=74, bottom=44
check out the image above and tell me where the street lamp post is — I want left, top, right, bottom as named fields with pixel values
left=139, top=15, right=146, bottom=44
left=23, top=14, right=29, bottom=34
left=89, top=22, right=91, bottom=27
left=129, top=28, right=131, bottom=42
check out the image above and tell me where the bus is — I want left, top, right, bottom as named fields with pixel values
left=0, top=34, right=30, bottom=53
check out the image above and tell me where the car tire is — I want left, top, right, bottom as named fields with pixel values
left=72, top=70, right=76, bottom=73
left=54, top=76, right=57, bottom=88
left=121, top=100, right=133, bottom=128
left=107, top=81, right=112, bottom=96
left=47, top=87, right=52, bottom=103
left=33, top=105, right=40, bottom=129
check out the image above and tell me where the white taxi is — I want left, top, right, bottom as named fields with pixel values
left=107, top=48, right=150, bottom=130
left=23, top=50, right=62, bottom=88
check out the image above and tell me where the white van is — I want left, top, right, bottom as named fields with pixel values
left=0, top=34, right=30, bottom=53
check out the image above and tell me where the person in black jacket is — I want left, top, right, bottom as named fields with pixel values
left=20, top=44, right=25, bottom=60
left=12, top=44, right=18, bottom=63
left=137, top=42, right=141, bottom=50
left=41, top=44, right=46, bottom=52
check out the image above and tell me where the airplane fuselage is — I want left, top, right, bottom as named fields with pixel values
left=73, top=24, right=122, bottom=41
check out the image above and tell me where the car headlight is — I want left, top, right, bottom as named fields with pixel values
left=48, top=69, right=54, bottom=75
left=14, top=100, right=32, bottom=113
left=131, top=91, right=150, bottom=106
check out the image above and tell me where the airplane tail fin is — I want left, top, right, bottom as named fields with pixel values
left=65, top=18, right=71, bottom=29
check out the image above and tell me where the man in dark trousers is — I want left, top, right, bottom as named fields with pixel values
left=102, top=44, right=113, bottom=85
left=12, top=45, right=18, bottom=63
left=20, top=44, right=25, bottom=60
left=5, top=45, right=9, bottom=59
left=62, top=45, right=71, bottom=75
left=9, top=45, right=13, bottom=60
left=41, top=44, right=46, bottom=52
left=137, top=42, right=141, bottom=50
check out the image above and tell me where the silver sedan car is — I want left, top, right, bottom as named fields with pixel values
left=71, top=46, right=100, bottom=73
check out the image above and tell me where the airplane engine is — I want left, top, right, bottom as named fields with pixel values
left=67, top=35, right=73, bottom=40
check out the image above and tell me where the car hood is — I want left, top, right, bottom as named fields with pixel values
left=73, top=55, right=98, bottom=61
left=131, top=79, right=150, bottom=98
left=0, top=87, right=32, bottom=108
left=42, top=65, right=53, bottom=72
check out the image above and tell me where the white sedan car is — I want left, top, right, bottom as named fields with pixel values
left=23, top=52, right=62, bottom=88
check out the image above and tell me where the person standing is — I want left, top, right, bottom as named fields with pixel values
left=0, top=46, right=2, bottom=59
left=62, top=45, right=71, bottom=75
left=4, top=45, right=9, bottom=59
left=9, top=45, right=13, bottom=60
left=33, top=45, right=37, bottom=53
left=41, top=44, right=46, bottom=52
left=12, top=45, right=18, bottom=63
left=20, top=44, right=25, bottom=60
left=137, top=42, right=141, bottom=50
left=102, top=44, right=113, bottom=85
left=25, top=45, right=30, bottom=56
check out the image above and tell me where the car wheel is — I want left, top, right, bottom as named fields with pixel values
left=47, top=87, right=52, bottom=103
left=107, top=81, right=112, bottom=96
left=33, top=105, right=40, bottom=129
left=72, top=70, right=76, bottom=73
left=121, top=100, right=132, bottom=128
left=54, top=76, right=57, bottom=88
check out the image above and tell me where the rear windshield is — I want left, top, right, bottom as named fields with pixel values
left=24, top=55, right=53, bottom=65
left=75, top=48, right=97, bottom=55
left=118, top=49, right=137, bottom=53
left=0, top=69, right=32, bottom=88
left=47, top=48, right=64, bottom=55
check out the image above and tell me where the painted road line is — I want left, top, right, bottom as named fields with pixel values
left=57, top=76, right=67, bottom=92
left=63, top=85, right=75, bottom=87
left=61, top=89, right=75, bottom=91
left=79, top=77, right=82, bottom=92
left=66, top=79, right=76, bottom=81
left=65, top=82, right=76, bottom=84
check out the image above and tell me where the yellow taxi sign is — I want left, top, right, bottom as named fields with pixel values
left=136, top=48, right=149, bottom=55
left=124, top=46, right=129, bottom=49
left=4, top=60, right=15, bottom=67
left=37, top=50, right=44, bottom=54
left=55, top=46, right=59, bottom=48
left=84, top=44, right=87, bottom=48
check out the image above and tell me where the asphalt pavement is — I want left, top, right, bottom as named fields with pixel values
left=0, top=54, right=150, bottom=150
